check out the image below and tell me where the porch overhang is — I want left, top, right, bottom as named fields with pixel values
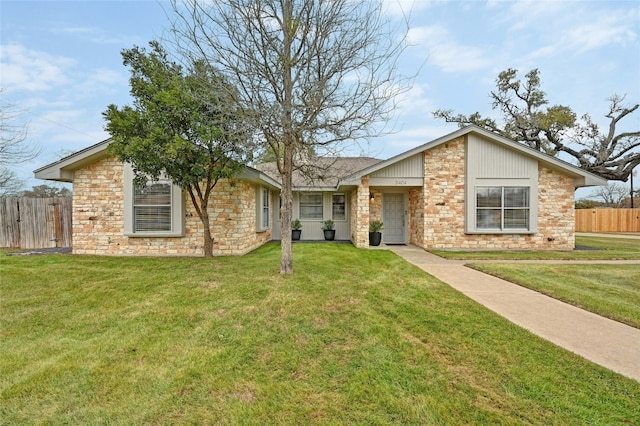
left=369, top=177, right=423, bottom=187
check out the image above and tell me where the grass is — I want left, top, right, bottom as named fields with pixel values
left=468, top=263, right=640, bottom=329
left=432, top=235, right=640, bottom=260
left=1, top=243, right=639, bottom=424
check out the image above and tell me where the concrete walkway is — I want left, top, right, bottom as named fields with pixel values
left=387, top=245, right=640, bottom=382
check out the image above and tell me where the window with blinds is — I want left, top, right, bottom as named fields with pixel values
left=133, top=182, right=172, bottom=232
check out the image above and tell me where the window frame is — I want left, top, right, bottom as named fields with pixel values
left=256, top=186, right=271, bottom=232
left=123, top=163, right=184, bottom=237
left=299, top=192, right=324, bottom=221
left=133, top=181, right=173, bottom=233
left=331, top=193, right=347, bottom=221
left=476, top=186, right=530, bottom=231
left=472, top=185, right=533, bottom=233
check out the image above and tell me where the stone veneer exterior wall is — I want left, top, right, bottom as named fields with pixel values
left=408, top=188, right=424, bottom=247
left=72, top=156, right=272, bottom=256
left=369, top=189, right=383, bottom=223
left=419, top=137, right=575, bottom=250
left=536, top=166, right=575, bottom=248
left=350, top=177, right=370, bottom=248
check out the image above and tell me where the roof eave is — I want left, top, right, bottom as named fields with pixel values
left=239, top=166, right=282, bottom=189
left=338, top=125, right=608, bottom=188
left=34, top=139, right=112, bottom=182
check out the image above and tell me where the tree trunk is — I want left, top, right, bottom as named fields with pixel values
left=201, top=208, right=214, bottom=258
left=279, top=0, right=294, bottom=274
left=280, top=165, right=293, bottom=273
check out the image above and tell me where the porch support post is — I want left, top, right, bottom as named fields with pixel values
left=354, top=176, right=370, bottom=248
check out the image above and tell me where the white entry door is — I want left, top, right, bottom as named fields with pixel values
left=383, top=193, right=405, bottom=243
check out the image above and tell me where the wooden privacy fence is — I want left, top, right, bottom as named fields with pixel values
left=0, top=197, right=72, bottom=249
left=575, top=208, right=640, bottom=233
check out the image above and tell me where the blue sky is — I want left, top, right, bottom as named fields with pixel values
left=1, top=0, right=639, bottom=196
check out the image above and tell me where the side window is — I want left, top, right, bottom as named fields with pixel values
left=256, top=186, right=271, bottom=232
left=123, top=163, right=184, bottom=237
left=299, top=192, right=323, bottom=220
left=332, top=193, right=346, bottom=221
left=133, top=181, right=172, bottom=232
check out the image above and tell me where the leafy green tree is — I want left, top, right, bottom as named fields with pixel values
left=20, top=184, right=71, bottom=198
left=169, top=0, right=410, bottom=273
left=434, top=68, right=639, bottom=181
left=103, top=41, right=251, bottom=257
left=575, top=198, right=602, bottom=209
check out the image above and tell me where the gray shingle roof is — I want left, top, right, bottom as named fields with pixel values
left=254, top=157, right=382, bottom=188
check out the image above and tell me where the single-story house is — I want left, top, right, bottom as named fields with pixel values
left=34, top=125, right=606, bottom=256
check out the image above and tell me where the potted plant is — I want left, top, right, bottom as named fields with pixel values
left=369, top=220, right=383, bottom=246
left=292, top=219, right=302, bottom=241
left=322, top=219, right=335, bottom=241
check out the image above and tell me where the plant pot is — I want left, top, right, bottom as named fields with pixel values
left=369, top=231, right=382, bottom=246
left=323, top=229, right=336, bottom=241
left=292, top=229, right=302, bottom=241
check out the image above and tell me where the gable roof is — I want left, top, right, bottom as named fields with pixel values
left=33, top=138, right=282, bottom=189
left=34, top=125, right=607, bottom=189
left=34, top=139, right=112, bottom=182
left=339, top=125, right=608, bottom=188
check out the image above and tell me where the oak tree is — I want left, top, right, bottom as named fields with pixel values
left=434, top=68, right=639, bottom=181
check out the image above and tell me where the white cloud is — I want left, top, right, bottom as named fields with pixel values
left=381, top=124, right=454, bottom=153
left=394, top=82, right=434, bottom=116
left=407, top=25, right=490, bottom=72
left=74, top=68, right=128, bottom=99
left=565, top=12, right=638, bottom=53
left=383, top=0, right=435, bottom=18
left=497, top=2, right=638, bottom=60
left=503, top=0, right=568, bottom=32
left=0, top=44, right=75, bottom=92
left=51, top=24, right=143, bottom=46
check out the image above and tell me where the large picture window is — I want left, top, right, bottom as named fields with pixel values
left=476, top=187, right=529, bottom=230
left=300, top=193, right=323, bottom=220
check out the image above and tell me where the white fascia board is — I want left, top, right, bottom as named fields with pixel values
left=339, top=126, right=475, bottom=185
left=33, top=139, right=112, bottom=182
left=238, top=166, right=282, bottom=190
left=467, top=127, right=607, bottom=187
left=339, top=125, right=608, bottom=188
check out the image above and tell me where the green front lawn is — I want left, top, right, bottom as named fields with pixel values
left=433, top=235, right=640, bottom=260
left=1, top=243, right=639, bottom=424
left=469, top=263, right=640, bottom=329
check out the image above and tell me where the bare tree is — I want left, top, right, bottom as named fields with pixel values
left=168, top=0, right=410, bottom=273
left=589, top=182, right=629, bottom=208
left=569, top=95, right=640, bottom=181
left=0, top=94, right=41, bottom=196
left=434, top=69, right=640, bottom=181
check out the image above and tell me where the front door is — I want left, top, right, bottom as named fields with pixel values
left=383, top=193, right=405, bottom=243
